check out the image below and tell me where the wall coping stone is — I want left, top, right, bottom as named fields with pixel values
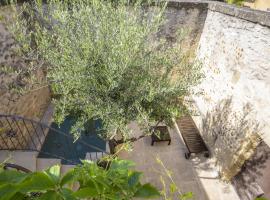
left=208, top=2, right=270, bottom=27
left=166, top=0, right=270, bottom=27
left=166, top=0, right=209, bottom=8
left=3, top=0, right=269, bottom=27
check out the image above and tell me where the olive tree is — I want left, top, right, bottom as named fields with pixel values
left=10, top=0, right=202, bottom=141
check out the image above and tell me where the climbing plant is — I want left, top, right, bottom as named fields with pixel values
left=9, top=0, right=202, bottom=141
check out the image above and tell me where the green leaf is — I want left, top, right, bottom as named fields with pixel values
left=110, top=160, right=135, bottom=171
left=0, top=170, right=29, bottom=184
left=93, top=177, right=109, bottom=190
left=0, top=184, right=18, bottom=200
left=10, top=192, right=26, bottom=200
left=128, top=171, right=142, bottom=188
left=45, top=165, right=61, bottom=184
left=255, top=198, right=268, bottom=200
left=134, top=183, right=160, bottom=198
left=36, top=190, right=61, bottom=200
left=170, top=183, right=177, bottom=194
left=73, top=187, right=99, bottom=198
left=19, top=172, right=55, bottom=193
left=85, top=178, right=100, bottom=194
left=180, top=192, right=193, bottom=200
left=60, top=169, right=75, bottom=186
left=60, top=188, right=76, bottom=200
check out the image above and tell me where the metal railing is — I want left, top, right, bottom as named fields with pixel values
left=0, top=114, right=109, bottom=165
left=3, top=163, right=32, bottom=173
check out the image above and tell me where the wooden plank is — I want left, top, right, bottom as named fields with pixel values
left=176, top=116, right=208, bottom=155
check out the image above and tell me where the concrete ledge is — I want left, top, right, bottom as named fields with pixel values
left=166, top=0, right=209, bottom=9
left=208, top=2, right=270, bottom=27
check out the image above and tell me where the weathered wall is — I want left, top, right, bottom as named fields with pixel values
left=192, top=0, right=270, bottom=185
left=162, top=1, right=208, bottom=49
left=194, top=2, right=270, bottom=144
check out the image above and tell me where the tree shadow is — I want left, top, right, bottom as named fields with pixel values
left=200, top=97, right=261, bottom=172
left=194, top=97, right=269, bottom=199
left=232, top=141, right=270, bottom=200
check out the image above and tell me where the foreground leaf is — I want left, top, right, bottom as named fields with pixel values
left=10, top=192, right=26, bottom=200
left=110, top=160, right=135, bottom=171
left=19, top=172, right=55, bottom=193
left=73, top=187, right=99, bottom=198
left=180, top=192, right=193, bottom=200
left=0, top=184, right=18, bottom=200
left=60, top=169, right=75, bottom=186
left=0, top=170, right=29, bottom=184
left=134, top=183, right=160, bottom=198
left=37, top=190, right=61, bottom=200
left=128, top=171, right=142, bottom=188
left=45, top=165, right=61, bottom=184
left=60, top=188, right=77, bottom=200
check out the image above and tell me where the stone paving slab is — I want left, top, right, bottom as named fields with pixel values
left=0, top=150, right=38, bottom=172
left=118, top=122, right=240, bottom=200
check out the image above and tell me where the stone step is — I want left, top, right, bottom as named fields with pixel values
left=105, top=141, right=110, bottom=152
left=36, top=158, right=61, bottom=171
left=85, top=152, right=103, bottom=161
left=0, top=150, right=38, bottom=172
left=61, top=164, right=75, bottom=174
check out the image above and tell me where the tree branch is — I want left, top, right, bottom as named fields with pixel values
left=114, top=119, right=163, bottom=144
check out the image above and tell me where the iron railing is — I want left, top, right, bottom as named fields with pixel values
left=0, top=114, right=109, bottom=165
left=3, top=163, right=32, bottom=173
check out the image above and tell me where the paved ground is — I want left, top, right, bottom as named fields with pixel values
left=118, top=122, right=240, bottom=200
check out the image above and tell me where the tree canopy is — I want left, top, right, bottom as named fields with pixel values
left=10, top=0, right=202, bottom=140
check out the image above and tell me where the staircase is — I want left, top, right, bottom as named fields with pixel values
left=0, top=150, right=106, bottom=173
left=0, top=114, right=110, bottom=173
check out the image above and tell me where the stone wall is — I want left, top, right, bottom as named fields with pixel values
left=192, top=1, right=270, bottom=181
left=163, top=1, right=208, bottom=49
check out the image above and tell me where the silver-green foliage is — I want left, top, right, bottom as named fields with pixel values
left=10, top=0, right=202, bottom=139
left=226, top=0, right=244, bottom=6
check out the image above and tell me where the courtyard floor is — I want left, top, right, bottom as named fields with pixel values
left=118, top=122, right=240, bottom=200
